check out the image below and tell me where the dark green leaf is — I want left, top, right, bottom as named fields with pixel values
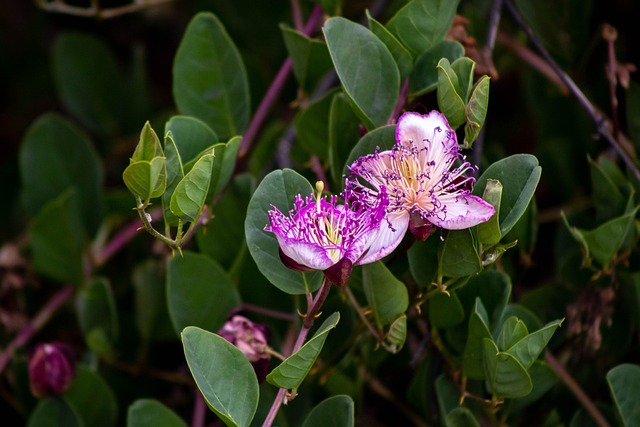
left=182, top=326, right=259, bottom=427
left=133, top=121, right=164, bottom=162
left=607, top=364, right=640, bottom=427
left=386, top=0, right=460, bottom=56
left=343, top=125, right=396, bottom=174
left=323, top=17, right=399, bottom=129
left=29, top=190, right=84, bottom=285
left=589, top=156, right=626, bottom=222
left=209, top=136, right=241, bottom=197
left=367, top=11, right=413, bottom=78
left=75, top=277, right=119, bottom=356
left=408, top=234, right=440, bottom=286
left=437, top=58, right=466, bottom=129
left=294, top=88, right=338, bottom=161
left=301, top=395, right=354, bottom=427
left=409, top=40, right=465, bottom=97
left=165, top=115, right=218, bottom=165
left=473, top=154, right=541, bottom=237
left=173, top=12, right=250, bottom=140
left=329, top=92, right=361, bottom=185
left=463, top=298, right=492, bottom=380
left=267, top=312, right=340, bottom=390
left=457, top=271, right=512, bottom=327
left=245, top=169, right=323, bottom=294
left=383, top=314, right=407, bottom=354
left=162, top=133, right=184, bottom=227
left=464, top=76, right=490, bottom=147
left=170, top=151, right=214, bottom=221
left=483, top=338, right=533, bottom=398
left=63, top=366, right=118, bottom=427
left=19, top=113, right=104, bottom=235
left=133, top=260, right=173, bottom=343
left=440, top=229, right=481, bottom=278
left=477, top=179, right=502, bottom=246
left=52, top=33, right=125, bottom=136
left=496, top=316, right=528, bottom=351
left=450, top=57, right=476, bottom=102
left=362, top=261, right=409, bottom=328
left=280, top=25, right=333, bottom=92
left=435, top=374, right=461, bottom=420
left=27, top=398, right=82, bottom=427
left=127, top=399, right=187, bottom=427
left=429, top=291, right=465, bottom=329
left=510, top=361, right=558, bottom=413
left=445, top=407, right=481, bottom=427
left=505, top=319, right=563, bottom=369
left=167, top=251, right=240, bottom=335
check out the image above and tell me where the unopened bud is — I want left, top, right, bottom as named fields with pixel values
left=29, top=342, right=76, bottom=398
left=218, top=314, right=271, bottom=383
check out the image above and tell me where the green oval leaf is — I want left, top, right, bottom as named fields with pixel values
left=362, top=261, right=409, bottom=328
left=464, top=75, right=490, bottom=147
left=477, top=179, right=503, bottom=245
left=440, top=229, right=481, bottom=278
left=366, top=11, right=413, bottom=79
left=75, top=277, right=119, bottom=356
left=170, top=151, right=214, bottom=222
left=607, top=364, right=640, bottom=427
left=27, top=398, right=82, bottom=427
left=133, top=260, right=174, bottom=343
left=267, top=312, right=340, bottom=390
left=429, top=292, right=465, bottom=329
left=19, top=113, right=104, bottom=235
left=497, top=316, right=529, bottom=351
left=383, top=314, right=407, bottom=354
left=409, top=40, right=465, bottom=97
left=329, top=92, right=361, bottom=184
left=29, top=189, right=84, bottom=285
left=167, top=251, right=240, bottom=335
left=182, top=326, right=259, bottom=427
left=473, top=154, right=542, bottom=237
left=245, top=169, right=323, bottom=294
left=173, top=12, right=250, bottom=140
left=437, top=58, right=466, bottom=129
left=127, top=399, right=187, bottom=427
left=161, top=133, right=184, bottom=227
left=463, top=298, right=493, bottom=380
left=165, top=115, right=218, bottom=164
left=408, top=235, right=440, bottom=287
left=386, top=0, right=460, bottom=56
left=63, top=366, right=118, bottom=427
left=294, top=89, right=337, bottom=161
left=323, top=17, right=399, bottom=129
left=280, top=24, right=333, bottom=92
left=133, top=121, right=164, bottom=162
left=483, top=338, right=533, bottom=399
left=445, top=407, right=481, bottom=427
left=505, top=319, right=563, bottom=369
left=123, top=157, right=167, bottom=202
left=302, top=395, right=354, bottom=427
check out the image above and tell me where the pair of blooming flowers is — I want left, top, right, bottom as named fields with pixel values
left=265, top=111, right=495, bottom=286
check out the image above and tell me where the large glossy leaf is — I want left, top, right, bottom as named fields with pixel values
left=280, top=24, right=333, bottom=92
left=294, top=89, right=337, bottom=161
left=464, top=75, right=490, bottom=146
left=267, top=312, right=340, bottom=390
left=63, top=366, right=118, bottom=427
left=439, top=229, right=481, bottom=278
left=75, top=277, right=119, bottom=357
left=437, top=58, right=466, bottom=129
left=607, top=364, right=640, bottom=427
left=343, top=125, right=396, bottom=173
left=127, top=399, right=187, bottom=427
left=173, top=12, right=250, bottom=140
left=167, top=251, right=240, bottom=335
left=162, top=134, right=184, bottom=227
left=329, top=92, right=361, bottom=185
left=505, top=319, right=563, bottom=369
left=301, top=395, right=354, bottom=427
left=27, top=398, right=81, bottom=427
left=323, top=17, right=399, bottom=129
left=362, top=261, right=409, bottom=328
left=483, top=338, right=533, bottom=399
left=132, top=121, right=164, bottom=162
left=510, top=361, right=558, bottom=413
left=52, top=33, right=125, bottom=136
left=473, top=154, right=541, bottom=237
left=366, top=11, right=413, bottom=79
left=182, top=326, right=259, bottom=427
left=245, top=169, right=323, bottom=294
left=409, top=40, right=465, bottom=97
left=462, top=298, right=492, bottom=380
left=170, top=151, right=214, bottom=222
left=29, top=190, right=84, bottom=286
left=19, top=113, right=103, bottom=235
left=408, top=234, right=440, bottom=286
left=386, top=0, right=460, bottom=56
left=165, top=115, right=218, bottom=164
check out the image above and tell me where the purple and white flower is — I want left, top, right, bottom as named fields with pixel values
left=347, top=111, right=495, bottom=244
left=265, top=182, right=392, bottom=285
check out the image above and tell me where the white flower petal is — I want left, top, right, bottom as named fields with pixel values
left=356, top=211, right=409, bottom=265
left=429, top=194, right=496, bottom=230
left=276, top=236, right=336, bottom=270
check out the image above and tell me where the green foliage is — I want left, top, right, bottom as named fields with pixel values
left=301, top=395, right=354, bottom=427
left=127, top=399, right=188, bottom=427
left=607, top=364, right=640, bottom=427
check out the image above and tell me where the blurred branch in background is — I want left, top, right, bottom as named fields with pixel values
left=35, top=0, right=176, bottom=19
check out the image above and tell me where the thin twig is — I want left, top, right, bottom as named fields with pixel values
left=602, top=23, right=620, bottom=138
left=289, top=0, right=304, bottom=32
left=343, top=286, right=383, bottom=341
left=36, top=0, right=175, bottom=19
left=388, top=79, right=409, bottom=124
left=504, top=0, right=640, bottom=182
left=240, top=302, right=297, bottom=321
left=545, top=352, right=611, bottom=427
left=0, top=286, right=74, bottom=374
left=238, top=5, right=324, bottom=159
left=479, top=0, right=504, bottom=80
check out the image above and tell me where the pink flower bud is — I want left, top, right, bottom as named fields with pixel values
left=218, top=315, right=271, bottom=382
left=29, top=342, right=76, bottom=398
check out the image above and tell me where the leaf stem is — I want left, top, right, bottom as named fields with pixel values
left=0, top=286, right=74, bottom=374
left=545, top=352, right=611, bottom=427
left=262, top=277, right=332, bottom=426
